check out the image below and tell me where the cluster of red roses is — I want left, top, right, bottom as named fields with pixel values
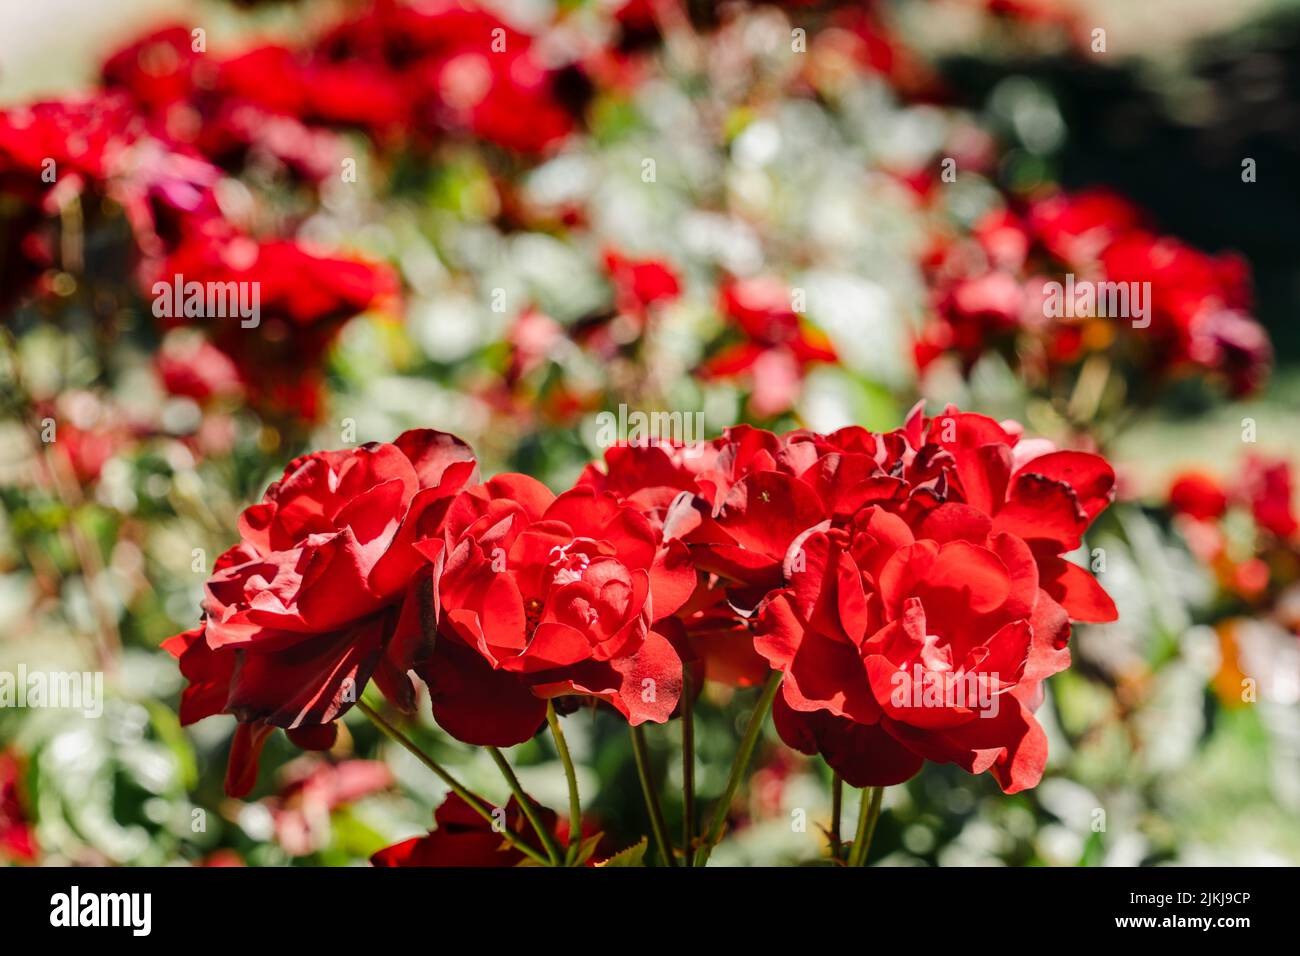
left=512, top=259, right=839, bottom=425
left=916, top=188, right=1272, bottom=400
left=1168, top=456, right=1300, bottom=610
left=102, top=3, right=578, bottom=161
left=0, top=96, right=401, bottom=410
left=1, top=1, right=585, bottom=422
left=167, top=403, right=1116, bottom=816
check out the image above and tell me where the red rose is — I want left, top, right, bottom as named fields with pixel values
left=152, top=229, right=398, bottom=420
left=417, top=475, right=695, bottom=746
left=164, top=430, right=478, bottom=796
left=702, top=278, right=838, bottom=417
left=576, top=428, right=827, bottom=684
left=371, top=790, right=605, bottom=867
left=0, top=95, right=145, bottom=307
left=311, top=2, right=577, bottom=153
left=919, top=186, right=1271, bottom=400
left=1027, top=188, right=1143, bottom=267
left=1102, top=232, right=1249, bottom=333
left=0, top=96, right=133, bottom=192
left=1168, top=472, right=1229, bottom=522
left=1240, top=456, right=1299, bottom=540
left=759, top=510, right=1060, bottom=792
left=604, top=249, right=682, bottom=318
left=645, top=405, right=1116, bottom=792
left=371, top=793, right=549, bottom=868
left=573, top=251, right=682, bottom=354
left=1099, top=232, right=1271, bottom=393
left=101, top=26, right=206, bottom=115
left=0, top=750, right=37, bottom=864
left=158, top=231, right=398, bottom=331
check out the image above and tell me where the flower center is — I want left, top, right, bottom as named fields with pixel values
left=525, top=598, right=545, bottom=635
left=548, top=543, right=591, bottom=586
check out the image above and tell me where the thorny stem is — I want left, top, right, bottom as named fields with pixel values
left=487, top=746, right=565, bottom=866
left=355, top=700, right=551, bottom=867
left=546, top=701, right=583, bottom=866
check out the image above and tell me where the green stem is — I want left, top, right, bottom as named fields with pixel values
left=829, top=770, right=843, bottom=861
left=2, top=327, right=120, bottom=673
left=630, top=724, right=677, bottom=867
left=355, top=700, right=550, bottom=866
left=681, top=669, right=696, bottom=867
left=487, top=746, right=565, bottom=866
left=546, top=702, right=583, bottom=866
left=693, top=671, right=781, bottom=866
left=846, top=786, right=884, bottom=868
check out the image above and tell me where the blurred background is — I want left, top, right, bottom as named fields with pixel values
left=1, top=0, right=1298, bottom=866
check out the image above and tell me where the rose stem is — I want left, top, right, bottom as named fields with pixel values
left=355, top=700, right=552, bottom=866
left=545, top=701, right=583, bottom=866
left=829, top=770, right=843, bottom=861
left=846, top=786, right=884, bottom=868
left=680, top=668, right=696, bottom=867
left=486, top=746, right=566, bottom=866
left=692, top=670, right=781, bottom=866
left=630, top=724, right=677, bottom=866
left=0, top=326, right=120, bottom=673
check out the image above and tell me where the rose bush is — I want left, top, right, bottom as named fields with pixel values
left=11, top=0, right=1283, bottom=871
left=168, top=404, right=1116, bottom=859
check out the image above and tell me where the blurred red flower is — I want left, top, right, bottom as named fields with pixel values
left=1168, top=471, right=1229, bottom=522
left=917, top=187, right=1271, bottom=400
left=151, top=229, right=399, bottom=420
left=1240, top=457, right=1299, bottom=540
left=605, top=250, right=682, bottom=320
left=0, top=750, right=37, bottom=864
left=156, top=331, right=244, bottom=402
left=702, top=278, right=837, bottom=418
left=267, top=758, right=395, bottom=857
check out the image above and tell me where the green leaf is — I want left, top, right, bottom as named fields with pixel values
left=568, top=830, right=608, bottom=867
left=595, top=836, right=647, bottom=867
